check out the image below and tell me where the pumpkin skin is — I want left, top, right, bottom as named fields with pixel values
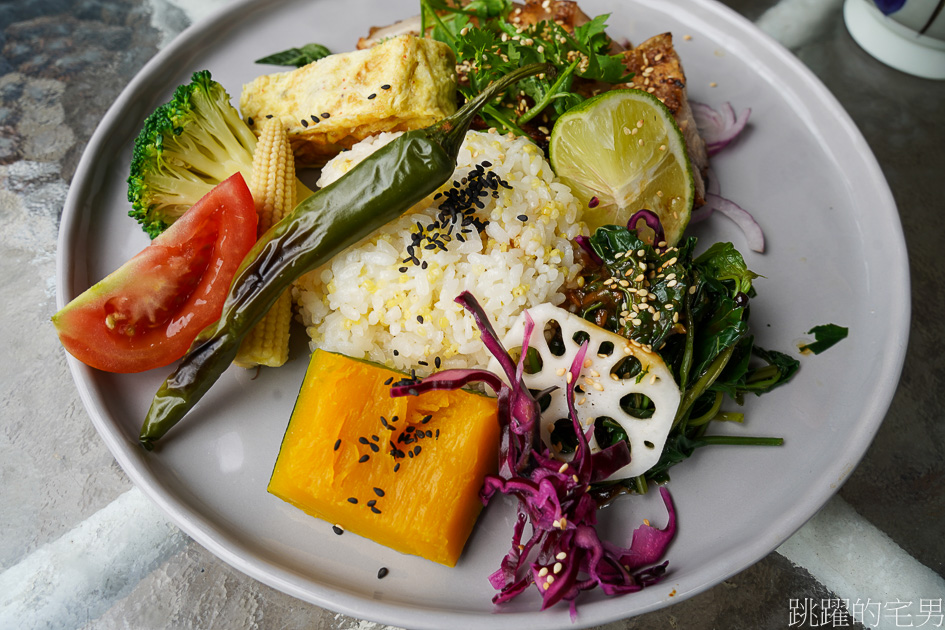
left=268, top=350, right=499, bottom=567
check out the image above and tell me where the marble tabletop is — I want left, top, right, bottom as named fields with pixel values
left=1, top=0, right=943, bottom=628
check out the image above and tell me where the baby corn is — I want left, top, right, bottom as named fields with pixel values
left=234, top=118, right=296, bottom=368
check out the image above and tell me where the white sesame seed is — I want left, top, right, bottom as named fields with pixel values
left=558, top=462, right=569, bottom=473
left=539, top=566, right=549, bottom=577
left=556, top=552, right=567, bottom=560
left=553, top=562, right=563, bottom=573
left=555, top=367, right=566, bottom=376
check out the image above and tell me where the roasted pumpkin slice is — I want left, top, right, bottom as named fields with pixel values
left=269, top=350, right=499, bottom=567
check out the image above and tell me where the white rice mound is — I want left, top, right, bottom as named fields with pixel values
left=292, top=130, right=587, bottom=373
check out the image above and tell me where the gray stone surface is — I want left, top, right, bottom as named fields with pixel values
left=2, top=0, right=941, bottom=628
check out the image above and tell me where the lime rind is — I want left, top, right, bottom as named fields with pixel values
left=549, top=89, right=695, bottom=245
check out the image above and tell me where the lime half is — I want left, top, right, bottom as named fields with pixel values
left=550, top=89, right=694, bottom=245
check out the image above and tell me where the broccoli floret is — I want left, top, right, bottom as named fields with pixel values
left=127, top=70, right=259, bottom=238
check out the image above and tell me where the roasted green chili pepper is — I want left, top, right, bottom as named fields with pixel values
left=139, top=62, right=553, bottom=450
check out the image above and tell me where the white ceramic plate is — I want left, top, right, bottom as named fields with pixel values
left=56, top=0, right=909, bottom=628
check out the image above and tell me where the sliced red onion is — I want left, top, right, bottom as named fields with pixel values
left=691, top=101, right=751, bottom=156
left=688, top=168, right=765, bottom=253
left=703, top=193, right=766, bottom=253
left=627, top=209, right=666, bottom=250
left=573, top=234, right=603, bottom=265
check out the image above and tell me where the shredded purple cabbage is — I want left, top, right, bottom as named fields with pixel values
left=390, top=291, right=677, bottom=616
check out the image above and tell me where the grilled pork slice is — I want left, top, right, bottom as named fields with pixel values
left=507, top=0, right=593, bottom=34
left=619, top=33, right=708, bottom=206
left=241, top=35, right=457, bottom=168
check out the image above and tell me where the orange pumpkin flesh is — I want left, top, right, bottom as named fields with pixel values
left=268, top=350, right=499, bottom=567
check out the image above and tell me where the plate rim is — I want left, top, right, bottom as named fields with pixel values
left=55, top=0, right=910, bottom=627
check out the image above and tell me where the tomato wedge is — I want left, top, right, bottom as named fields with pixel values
left=54, top=173, right=257, bottom=373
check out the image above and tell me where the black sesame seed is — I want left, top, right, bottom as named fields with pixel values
left=406, top=426, right=415, bottom=434
left=347, top=497, right=358, bottom=504
left=408, top=450, right=414, bottom=458
left=377, top=567, right=389, bottom=579
left=517, top=214, right=528, bottom=222
left=421, top=414, right=432, bottom=424
left=435, top=428, right=440, bottom=438
left=381, top=84, right=391, bottom=90
left=391, top=415, right=399, bottom=423
left=321, top=112, right=330, bottom=118
left=418, top=360, right=428, bottom=366
left=301, top=119, right=309, bottom=127
left=373, top=487, right=385, bottom=497
left=367, top=93, right=377, bottom=99
left=332, top=524, right=344, bottom=535
left=333, top=439, right=341, bottom=451
left=393, top=350, right=399, bottom=356
left=413, top=445, right=422, bottom=455
left=371, top=506, right=382, bottom=514
left=371, top=434, right=379, bottom=442
left=421, top=261, right=428, bottom=269
left=434, top=357, right=441, bottom=368
left=247, top=117, right=254, bottom=126
left=369, top=442, right=379, bottom=453
left=358, top=454, right=370, bottom=463
left=265, top=114, right=273, bottom=119
left=417, top=315, right=424, bottom=324
left=394, top=463, right=401, bottom=472
left=398, top=266, right=408, bottom=273
left=384, top=377, right=393, bottom=385
left=358, top=436, right=370, bottom=445
left=367, top=499, right=377, bottom=507
left=311, top=114, right=319, bottom=123
left=482, top=160, right=492, bottom=167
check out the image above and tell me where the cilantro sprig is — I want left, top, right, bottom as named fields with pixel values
left=419, top=0, right=631, bottom=135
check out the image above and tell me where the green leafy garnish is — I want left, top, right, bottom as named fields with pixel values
left=800, top=323, right=849, bottom=355
left=255, top=43, right=332, bottom=67
left=418, top=0, right=631, bottom=135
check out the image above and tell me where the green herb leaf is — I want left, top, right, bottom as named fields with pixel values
left=255, top=43, right=331, bottom=67
left=800, top=323, right=849, bottom=355
left=694, top=242, right=758, bottom=296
